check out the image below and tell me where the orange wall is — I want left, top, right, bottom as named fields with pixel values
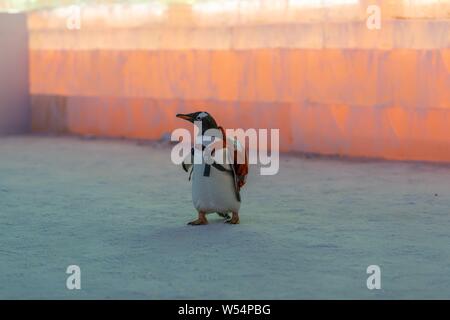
left=30, top=48, right=450, bottom=162
left=28, top=2, right=450, bottom=162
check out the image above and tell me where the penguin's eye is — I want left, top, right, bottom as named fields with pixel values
left=196, top=112, right=208, bottom=121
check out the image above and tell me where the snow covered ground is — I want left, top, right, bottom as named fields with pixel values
left=1, top=135, right=450, bottom=299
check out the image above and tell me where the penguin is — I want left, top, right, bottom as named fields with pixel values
left=176, top=111, right=248, bottom=225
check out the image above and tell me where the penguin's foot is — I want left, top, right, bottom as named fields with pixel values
left=188, top=212, right=208, bottom=226
left=217, top=212, right=231, bottom=220
left=187, top=218, right=208, bottom=226
left=225, top=212, right=240, bottom=225
left=225, top=217, right=239, bottom=224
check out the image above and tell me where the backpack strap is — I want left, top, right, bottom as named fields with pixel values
left=188, top=166, right=194, bottom=181
left=211, top=162, right=233, bottom=173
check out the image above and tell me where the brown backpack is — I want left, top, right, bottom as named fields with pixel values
left=218, top=127, right=248, bottom=190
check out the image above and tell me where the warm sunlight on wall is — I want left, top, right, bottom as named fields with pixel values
left=29, top=1, right=450, bottom=162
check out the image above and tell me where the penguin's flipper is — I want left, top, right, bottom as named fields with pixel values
left=181, top=148, right=194, bottom=173
left=181, top=161, right=191, bottom=173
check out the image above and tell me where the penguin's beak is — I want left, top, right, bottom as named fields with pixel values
left=176, top=113, right=195, bottom=123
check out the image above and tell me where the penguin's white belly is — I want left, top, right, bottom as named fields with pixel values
left=191, top=163, right=240, bottom=214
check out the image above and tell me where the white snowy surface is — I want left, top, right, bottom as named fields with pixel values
left=1, top=135, right=450, bottom=299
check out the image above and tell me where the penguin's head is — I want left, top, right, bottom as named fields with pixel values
left=176, top=111, right=218, bottom=133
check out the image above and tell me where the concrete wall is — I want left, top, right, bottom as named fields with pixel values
left=28, top=2, right=450, bottom=162
left=0, top=13, right=30, bottom=134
